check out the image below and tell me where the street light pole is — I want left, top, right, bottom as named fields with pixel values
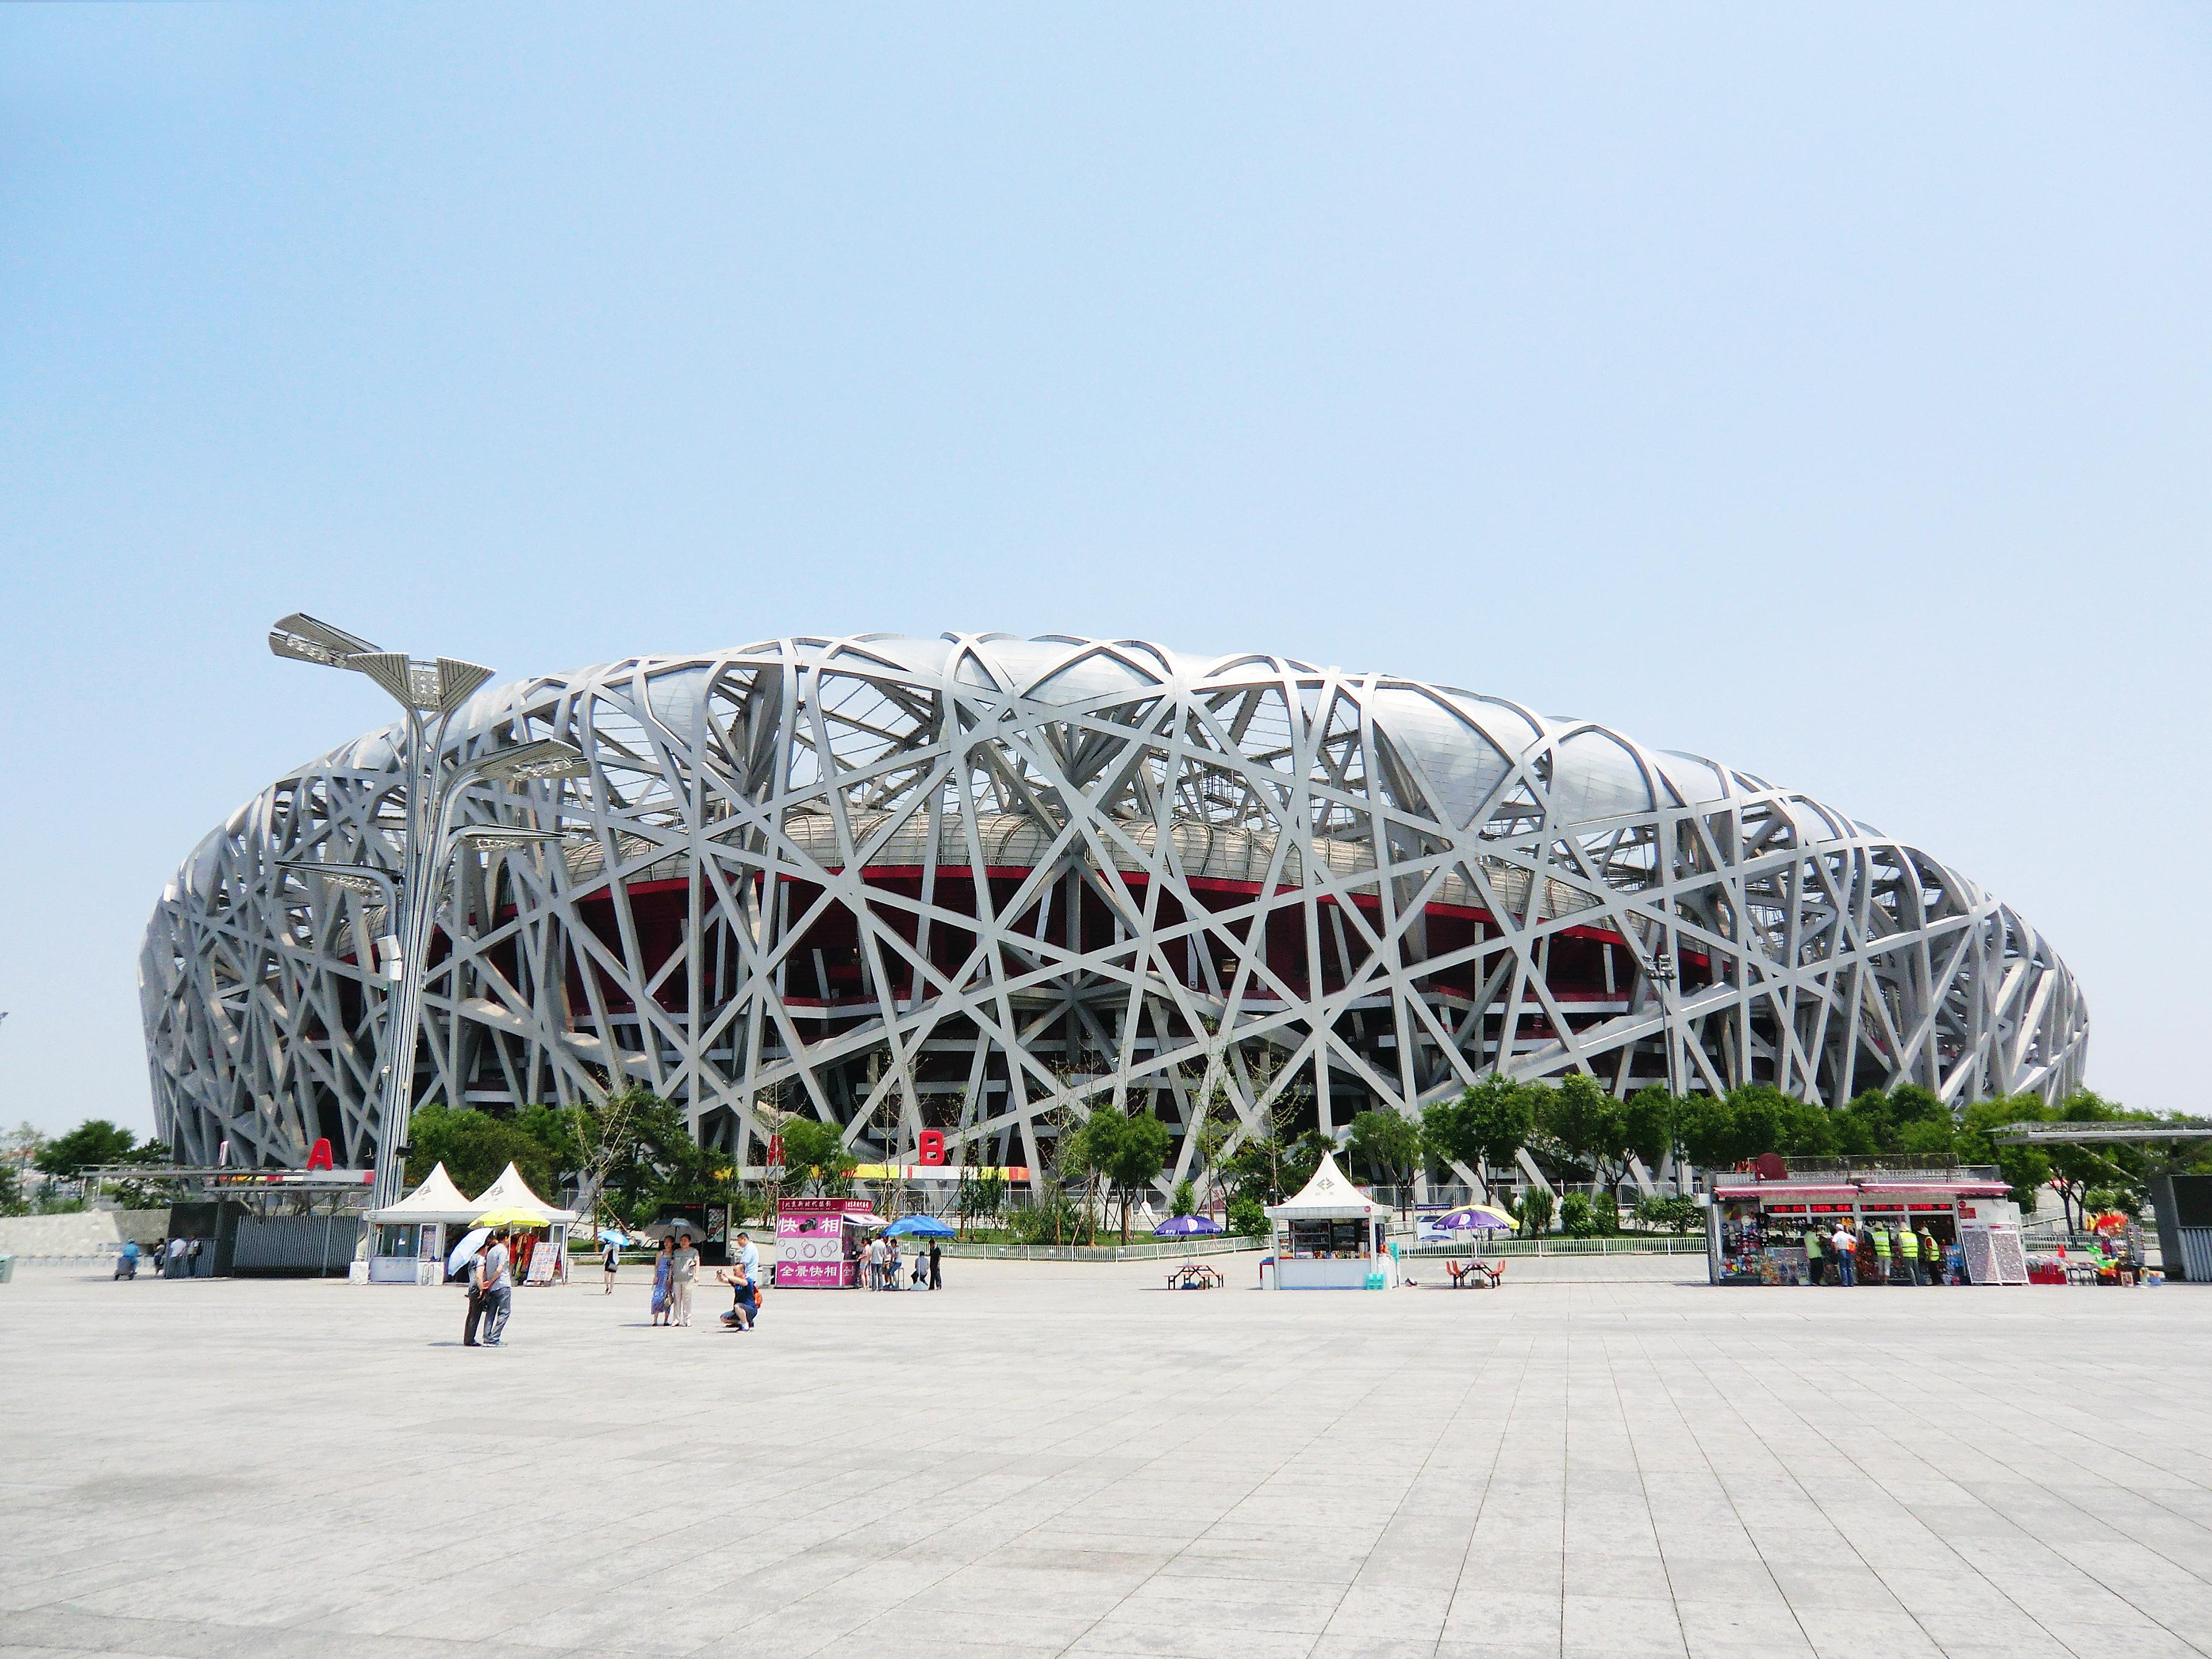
left=270, top=615, right=591, bottom=1210
left=1649, top=946, right=1680, bottom=1100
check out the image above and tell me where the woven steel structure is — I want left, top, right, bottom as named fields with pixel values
left=141, top=632, right=2088, bottom=1176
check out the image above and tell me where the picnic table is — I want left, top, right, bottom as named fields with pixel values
left=1444, top=1258, right=1506, bottom=1289
left=1167, top=1261, right=1224, bottom=1290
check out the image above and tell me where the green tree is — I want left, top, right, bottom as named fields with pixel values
left=1621, top=1087, right=1683, bottom=1173
left=514, top=1103, right=589, bottom=1190
left=1560, top=1191, right=1615, bottom=1237
left=1517, top=1184, right=1555, bottom=1236
left=1722, top=1084, right=1786, bottom=1164
left=1169, top=1178, right=1198, bottom=1218
left=1957, top=1094, right=2053, bottom=1212
left=1346, top=1109, right=1421, bottom=1199
left=1421, top=1076, right=1532, bottom=1201
left=403, top=1104, right=557, bottom=1198
left=1535, top=1074, right=1626, bottom=1185
left=1068, top=1105, right=1172, bottom=1243
left=1227, top=1192, right=1268, bottom=1239
left=1634, top=1193, right=1702, bottom=1233
left=955, top=1165, right=1007, bottom=1237
left=35, top=1119, right=140, bottom=1180
left=776, top=1116, right=857, bottom=1198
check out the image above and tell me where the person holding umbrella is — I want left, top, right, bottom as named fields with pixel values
left=462, top=1245, right=489, bottom=1346
left=669, top=1230, right=700, bottom=1326
left=479, top=1228, right=514, bottom=1346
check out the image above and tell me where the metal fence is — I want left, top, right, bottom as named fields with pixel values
left=1401, top=1235, right=1706, bottom=1258
left=939, top=1236, right=1264, bottom=1264
left=230, top=1215, right=362, bottom=1276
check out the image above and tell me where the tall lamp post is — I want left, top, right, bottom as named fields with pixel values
left=270, top=614, right=592, bottom=1210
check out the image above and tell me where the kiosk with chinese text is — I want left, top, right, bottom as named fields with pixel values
left=1262, top=1152, right=1401, bottom=1289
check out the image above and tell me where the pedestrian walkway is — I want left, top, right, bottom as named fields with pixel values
left=3, top=1262, right=2207, bottom=1659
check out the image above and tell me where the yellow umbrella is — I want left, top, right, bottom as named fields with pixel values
left=473, top=1207, right=552, bottom=1228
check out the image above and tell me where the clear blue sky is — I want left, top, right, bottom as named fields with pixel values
left=4, top=5, right=2207, bottom=1136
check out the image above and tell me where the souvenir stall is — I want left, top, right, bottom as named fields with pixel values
left=1262, top=1153, right=1401, bottom=1289
left=1708, top=1166, right=2021, bottom=1286
left=2022, top=1211, right=2148, bottom=1285
left=774, top=1197, right=882, bottom=1287
left=469, top=1162, right=578, bottom=1284
left=362, top=1162, right=478, bottom=1284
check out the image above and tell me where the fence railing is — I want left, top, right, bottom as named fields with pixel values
left=1402, top=1235, right=1706, bottom=1258
left=940, top=1235, right=1264, bottom=1264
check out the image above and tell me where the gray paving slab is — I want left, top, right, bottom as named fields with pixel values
left=2, top=1261, right=2208, bottom=1659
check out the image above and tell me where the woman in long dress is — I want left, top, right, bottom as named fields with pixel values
left=650, top=1237, right=673, bottom=1326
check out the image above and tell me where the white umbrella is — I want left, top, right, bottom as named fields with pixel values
left=446, top=1227, right=490, bottom=1275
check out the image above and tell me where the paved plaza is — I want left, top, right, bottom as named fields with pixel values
left=3, top=1257, right=2209, bottom=1659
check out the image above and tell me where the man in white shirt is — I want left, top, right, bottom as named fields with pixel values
left=735, top=1233, right=762, bottom=1315
left=1829, top=1223, right=1856, bottom=1288
left=481, top=1230, right=514, bottom=1345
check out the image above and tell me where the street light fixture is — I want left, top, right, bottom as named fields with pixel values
left=271, top=615, right=592, bottom=1210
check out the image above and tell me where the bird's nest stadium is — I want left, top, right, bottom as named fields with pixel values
left=141, top=632, right=2088, bottom=1179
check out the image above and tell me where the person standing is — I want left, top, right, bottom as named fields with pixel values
left=1802, top=1227, right=1823, bottom=1287
left=1899, top=1223, right=1923, bottom=1285
left=481, top=1229, right=515, bottom=1346
left=650, top=1237, right=674, bottom=1324
left=669, top=1232, right=699, bottom=1327
left=928, top=1238, right=942, bottom=1291
left=1869, top=1223, right=1892, bottom=1285
left=463, top=1241, right=490, bottom=1346
left=1919, top=1224, right=1943, bottom=1284
left=602, top=1236, right=620, bottom=1293
left=1831, top=1221, right=1856, bottom=1287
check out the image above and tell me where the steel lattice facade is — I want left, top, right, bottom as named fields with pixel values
left=141, top=632, right=2088, bottom=1176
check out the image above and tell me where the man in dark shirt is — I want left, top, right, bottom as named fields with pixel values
left=928, top=1239, right=942, bottom=1290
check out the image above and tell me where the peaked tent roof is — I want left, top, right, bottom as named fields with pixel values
left=367, top=1161, right=481, bottom=1224
left=1264, top=1151, right=1384, bottom=1220
left=471, top=1161, right=577, bottom=1224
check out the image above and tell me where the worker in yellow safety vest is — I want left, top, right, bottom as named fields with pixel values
left=1869, top=1222, right=1892, bottom=1284
left=1898, top=1222, right=1923, bottom=1284
left=1919, top=1225, right=1942, bottom=1284
left=1803, top=1227, right=1824, bottom=1286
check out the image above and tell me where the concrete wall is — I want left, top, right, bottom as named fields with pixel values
left=0, top=1209, right=168, bottom=1259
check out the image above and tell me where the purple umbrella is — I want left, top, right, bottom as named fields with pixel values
left=1153, top=1214, right=1224, bottom=1237
left=1421, top=1207, right=1514, bottom=1233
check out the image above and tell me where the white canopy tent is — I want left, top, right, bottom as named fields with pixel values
left=366, top=1162, right=480, bottom=1225
left=363, top=1161, right=479, bottom=1284
left=1262, top=1152, right=1399, bottom=1289
left=464, top=1162, right=578, bottom=1288
left=470, top=1162, right=577, bottom=1225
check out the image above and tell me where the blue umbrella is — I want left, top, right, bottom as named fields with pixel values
left=884, top=1215, right=955, bottom=1238
left=1153, top=1214, right=1224, bottom=1237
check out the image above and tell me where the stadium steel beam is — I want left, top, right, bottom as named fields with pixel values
left=147, top=633, right=2090, bottom=1191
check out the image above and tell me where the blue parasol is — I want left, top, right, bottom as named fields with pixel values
left=884, top=1215, right=955, bottom=1238
left=1153, top=1214, right=1224, bottom=1237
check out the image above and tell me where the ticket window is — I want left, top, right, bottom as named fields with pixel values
left=1287, top=1220, right=1373, bottom=1259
